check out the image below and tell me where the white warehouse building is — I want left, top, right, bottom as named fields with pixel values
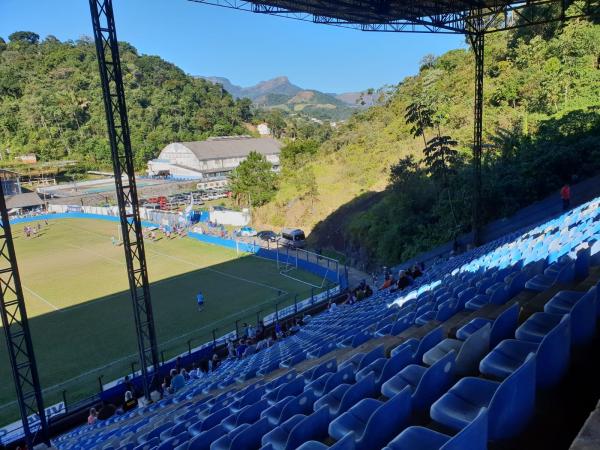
left=147, top=136, right=281, bottom=187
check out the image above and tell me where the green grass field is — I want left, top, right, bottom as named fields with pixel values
left=0, top=219, right=327, bottom=425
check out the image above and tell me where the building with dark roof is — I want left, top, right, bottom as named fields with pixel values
left=147, top=136, right=281, bottom=186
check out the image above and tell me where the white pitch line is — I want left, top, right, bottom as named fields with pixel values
left=22, top=285, right=61, bottom=312
left=145, top=247, right=288, bottom=293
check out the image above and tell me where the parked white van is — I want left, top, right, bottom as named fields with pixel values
left=279, top=228, right=306, bottom=249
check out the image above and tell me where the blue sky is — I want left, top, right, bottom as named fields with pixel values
left=1, top=0, right=466, bottom=93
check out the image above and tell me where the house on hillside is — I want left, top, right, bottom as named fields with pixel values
left=257, top=123, right=271, bottom=136
left=147, top=136, right=281, bottom=187
left=0, top=169, right=44, bottom=213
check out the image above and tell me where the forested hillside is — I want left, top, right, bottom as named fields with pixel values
left=0, top=32, right=252, bottom=167
left=253, top=10, right=600, bottom=267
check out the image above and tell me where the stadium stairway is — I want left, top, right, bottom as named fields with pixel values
left=49, top=198, right=600, bottom=450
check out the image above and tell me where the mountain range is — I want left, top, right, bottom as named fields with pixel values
left=201, top=76, right=376, bottom=121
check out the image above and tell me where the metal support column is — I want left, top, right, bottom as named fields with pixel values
left=468, top=13, right=485, bottom=246
left=0, top=179, right=48, bottom=447
left=89, top=0, right=159, bottom=400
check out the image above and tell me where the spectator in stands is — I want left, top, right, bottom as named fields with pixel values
left=379, top=273, right=395, bottom=290
left=181, top=368, right=190, bottom=381
left=256, top=321, right=265, bottom=340
left=120, top=390, right=137, bottom=414
left=290, top=318, right=302, bottom=333
left=123, top=375, right=134, bottom=397
left=275, top=322, right=284, bottom=339
left=243, top=341, right=257, bottom=357
left=161, top=374, right=171, bottom=393
left=410, top=264, right=423, bottom=279
left=227, top=339, right=236, bottom=359
left=189, top=363, right=200, bottom=379
left=211, top=353, right=220, bottom=371
left=149, top=373, right=163, bottom=398
left=199, top=356, right=210, bottom=374
left=345, top=291, right=356, bottom=305
left=328, top=300, right=338, bottom=313
left=561, top=183, right=571, bottom=211
left=87, top=407, right=98, bottom=425
left=391, top=270, right=412, bottom=292
left=97, top=403, right=115, bottom=420
left=170, top=369, right=185, bottom=393
left=256, top=337, right=269, bottom=351
left=236, top=339, right=248, bottom=358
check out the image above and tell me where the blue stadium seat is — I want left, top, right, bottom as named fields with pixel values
left=265, top=372, right=297, bottom=394
left=295, top=434, right=355, bottom=450
left=138, top=422, right=174, bottom=444
left=480, top=314, right=570, bottom=389
left=515, top=312, right=564, bottom=343
left=383, top=408, right=487, bottom=450
left=305, top=365, right=354, bottom=397
left=340, top=345, right=385, bottom=374
left=465, top=294, right=490, bottom=311
left=391, top=326, right=444, bottom=363
left=264, top=377, right=304, bottom=406
left=223, top=399, right=268, bottom=431
left=525, top=261, right=574, bottom=292
left=157, top=431, right=190, bottom=450
left=456, top=303, right=519, bottom=349
left=261, top=407, right=330, bottom=450
left=313, top=373, right=376, bottom=419
left=431, top=353, right=536, bottom=441
left=133, top=438, right=160, bottom=450
left=381, top=351, right=455, bottom=413
left=261, top=396, right=295, bottom=425
left=544, top=286, right=597, bottom=346
left=356, top=345, right=414, bottom=389
left=273, top=389, right=317, bottom=425
left=302, top=359, right=337, bottom=383
left=329, top=386, right=412, bottom=450
left=210, top=423, right=250, bottom=450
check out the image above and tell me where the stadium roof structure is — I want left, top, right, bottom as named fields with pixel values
left=181, top=136, right=281, bottom=160
left=188, top=0, right=600, bottom=33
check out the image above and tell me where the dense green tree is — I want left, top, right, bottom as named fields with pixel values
left=8, top=31, right=39, bottom=45
left=229, top=151, right=278, bottom=207
left=280, top=139, right=318, bottom=169
left=0, top=34, right=251, bottom=167
left=264, top=110, right=286, bottom=138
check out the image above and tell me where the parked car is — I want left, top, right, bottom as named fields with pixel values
left=279, top=228, right=306, bottom=248
left=257, top=230, right=279, bottom=242
left=237, top=226, right=258, bottom=237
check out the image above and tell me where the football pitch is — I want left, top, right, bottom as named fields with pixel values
left=0, top=219, right=327, bottom=424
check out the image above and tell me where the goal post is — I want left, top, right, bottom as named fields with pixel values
left=275, top=244, right=339, bottom=289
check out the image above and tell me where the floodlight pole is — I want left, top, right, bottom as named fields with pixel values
left=468, top=11, right=485, bottom=246
left=0, top=181, right=48, bottom=447
left=89, top=0, right=159, bottom=400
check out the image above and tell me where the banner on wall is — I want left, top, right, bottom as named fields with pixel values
left=0, top=402, right=65, bottom=444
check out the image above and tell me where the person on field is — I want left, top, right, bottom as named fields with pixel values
left=561, top=183, right=571, bottom=211
left=196, top=291, right=204, bottom=311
